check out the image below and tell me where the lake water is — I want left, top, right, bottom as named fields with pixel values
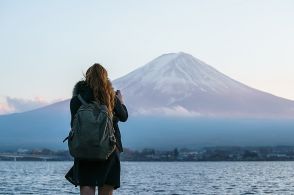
left=1, top=161, right=294, bottom=194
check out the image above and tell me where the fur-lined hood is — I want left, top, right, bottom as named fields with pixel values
left=72, top=80, right=93, bottom=100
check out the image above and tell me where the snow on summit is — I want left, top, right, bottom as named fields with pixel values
left=113, top=52, right=294, bottom=118
left=115, top=52, right=248, bottom=95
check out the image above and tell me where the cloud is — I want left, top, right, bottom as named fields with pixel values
left=0, top=96, right=64, bottom=115
left=134, top=106, right=201, bottom=117
left=0, top=103, right=14, bottom=115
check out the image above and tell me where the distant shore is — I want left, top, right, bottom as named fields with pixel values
left=2, top=146, right=294, bottom=162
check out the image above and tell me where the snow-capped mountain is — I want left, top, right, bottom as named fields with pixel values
left=1, top=52, right=294, bottom=150
left=113, top=52, right=294, bottom=118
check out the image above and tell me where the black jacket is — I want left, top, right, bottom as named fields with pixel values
left=70, top=80, right=128, bottom=152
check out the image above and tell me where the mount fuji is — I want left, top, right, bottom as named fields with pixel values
left=0, top=52, right=294, bottom=150
left=113, top=52, right=294, bottom=118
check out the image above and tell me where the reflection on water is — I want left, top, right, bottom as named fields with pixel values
left=1, top=161, right=294, bottom=194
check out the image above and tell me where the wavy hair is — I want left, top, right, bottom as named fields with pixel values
left=84, top=63, right=115, bottom=113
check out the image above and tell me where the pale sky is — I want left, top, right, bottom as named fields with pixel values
left=0, top=0, right=293, bottom=114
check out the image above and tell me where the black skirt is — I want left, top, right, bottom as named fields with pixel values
left=65, top=151, right=120, bottom=189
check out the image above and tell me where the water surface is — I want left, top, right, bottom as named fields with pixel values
left=1, top=161, right=294, bottom=194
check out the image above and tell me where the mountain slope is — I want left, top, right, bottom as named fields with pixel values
left=0, top=100, right=70, bottom=150
left=113, top=52, right=294, bottom=118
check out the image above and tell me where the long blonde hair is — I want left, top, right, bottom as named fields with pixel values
left=84, top=63, right=115, bottom=113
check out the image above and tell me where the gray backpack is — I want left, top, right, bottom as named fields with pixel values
left=65, top=94, right=116, bottom=160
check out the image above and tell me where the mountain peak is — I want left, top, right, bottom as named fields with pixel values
left=114, top=52, right=245, bottom=95
left=147, top=51, right=206, bottom=70
left=113, top=52, right=294, bottom=117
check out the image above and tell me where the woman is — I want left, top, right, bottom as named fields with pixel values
left=65, top=63, right=128, bottom=195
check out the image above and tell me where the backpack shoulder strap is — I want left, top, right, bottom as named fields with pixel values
left=77, top=94, right=88, bottom=106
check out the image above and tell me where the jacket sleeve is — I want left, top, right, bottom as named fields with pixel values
left=113, top=96, right=128, bottom=122
left=70, top=96, right=81, bottom=128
